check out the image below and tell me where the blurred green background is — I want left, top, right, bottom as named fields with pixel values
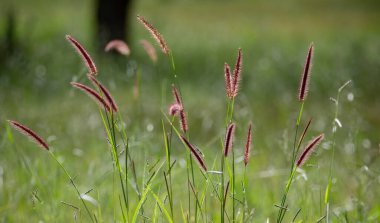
left=0, top=0, right=380, bottom=221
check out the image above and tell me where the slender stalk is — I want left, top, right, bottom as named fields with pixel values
left=49, top=151, right=94, bottom=223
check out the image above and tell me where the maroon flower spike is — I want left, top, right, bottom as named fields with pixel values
left=224, top=123, right=236, bottom=157
left=171, top=85, right=182, bottom=105
left=224, top=63, right=233, bottom=98
left=8, top=120, right=49, bottom=151
left=137, top=15, right=170, bottom=55
left=66, top=35, right=97, bottom=76
left=231, top=48, right=243, bottom=98
left=298, top=44, right=314, bottom=101
left=180, top=136, right=207, bottom=172
left=71, top=82, right=111, bottom=112
left=105, top=40, right=131, bottom=56
left=88, top=75, right=119, bottom=112
left=296, top=133, right=324, bottom=167
left=179, top=110, right=188, bottom=133
left=244, top=123, right=252, bottom=166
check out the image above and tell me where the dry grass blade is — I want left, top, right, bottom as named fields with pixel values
left=180, top=136, right=207, bottom=171
left=105, top=40, right=131, bottom=56
left=244, top=123, right=252, bottom=166
left=71, top=82, right=111, bottom=112
left=139, top=39, right=157, bottom=63
left=137, top=15, right=170, bottom=54
left=8, top=120, right=49, bottom=151
left=66, top=35, right=97, bottom=76
left=224, top=122, right=236, bottom=157
left=296, top=133, right=324, bottom=167
left=298, top=44, right=314, bottom=101
left=88, top=75, right=118, bottom=112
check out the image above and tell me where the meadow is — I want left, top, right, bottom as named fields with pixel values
left=0, top=0, right=380, bottom=222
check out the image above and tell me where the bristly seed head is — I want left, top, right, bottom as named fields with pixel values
left=296, top=133, right=324, bottom=167
left=298, top=43, right=314, bottom=101
left=180, top=136, right=207, bottom=172
left=87, top=75, right=119, bottom=112
left=71, top=82, right=111, bottom=112
left=244, top=123, right=252, bottom=166
left=224, top=122, right=236, bottom=157
left=179, top=110, right=188, bottom=133
left=66, top=35, right=97, bottom=76
left=8, top=120, right=49, bottom=151
left=105, top=40, right=131, bottom=56
left=169, top=103, right=182, bottom=116
left=139, top=39, right=158, bottom=63
left=137, top=15, right=170, bottom=55
left=231, top=48, right=243, bottom=98
left=224, top=63, right=233, bottom=98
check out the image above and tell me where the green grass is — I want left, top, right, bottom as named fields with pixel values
left=1, top=0, right=380, bottom=222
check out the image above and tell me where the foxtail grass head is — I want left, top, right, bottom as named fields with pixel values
left=224, top=122, right=236, bottom=157
left=105, top=40, right=131, bottom=56
left=137, top=15, right=170, bottom=55
left=8, top=120, right=49, bottom=151
left=87, top=75, right=119, bottom=112
left=71, top=82, right=111, bottom=112
left=244, top=123, right=252, bottom=166
left=298, top=44, right=314, bottom=101
left=224, top=48, right=243, bottom=99
left=296, top=133, right=324, bottom=167
left=139, top=39, right=157, bottom=63
left=180, top=136, right=207, bottom=172
left=66, top=35, right=97, bottom=76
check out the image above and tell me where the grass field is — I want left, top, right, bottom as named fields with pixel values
left=1, top=0, right=380, bottom=222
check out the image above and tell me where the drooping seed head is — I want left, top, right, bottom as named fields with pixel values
left=8, top=120, right=49, bottom=151
left=224, top=122, right=236, bottom=157
left=137, top=15, right=170, bottom=55
left=168, top=103, right=182, bottom=116
left=244, top=123, right=252, bottom=166
left=66, top=35, right=97, bottom=76
left=105, top=40, right=131, bottom=56
left=296, top=133, right=324, bottom=167
left=224, top=63, right=233, bottom=99
left=71, top=82, right=111, bottom=112
left=139, top=39, right=157, bottom=63
left=231, top=48, right=243, bottom=98
left=180, top=135, right=207, bottom=171
left=87, top=75, right=119, bottom=112
left=298, top=44, right=314, bottom=101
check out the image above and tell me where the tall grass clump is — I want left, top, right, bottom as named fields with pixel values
left=5, top=16, right=346, bottom=222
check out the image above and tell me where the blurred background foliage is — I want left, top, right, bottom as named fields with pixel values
left=0, top=0, right=380, bottom=221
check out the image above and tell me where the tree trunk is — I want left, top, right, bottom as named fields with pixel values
left=96, top=0, right=132, bottom=49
